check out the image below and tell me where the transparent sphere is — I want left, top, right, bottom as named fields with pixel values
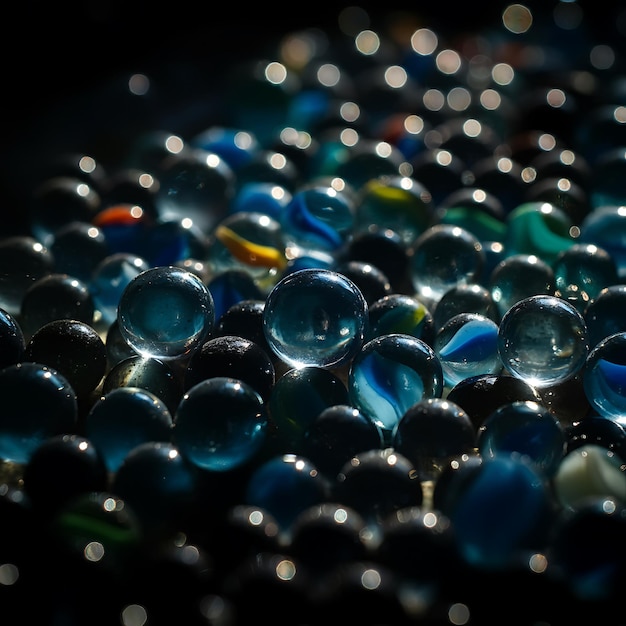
left=434, top=312, right=501, bottom=388
left=173, top=376, right=268, bottom=472
left=117, top=265, right=215, bottom=360
left=583, top=332, right=626, bottom=425
left=498, top=294, right=589, bottom=388
left=348, top=333, right=444, bottom=440
left=409, top=224, right=485, bottom=308
left=263, top=268, right=368, bottom=369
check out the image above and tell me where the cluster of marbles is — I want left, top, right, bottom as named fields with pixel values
left=2, top=3, right=626, bottom=623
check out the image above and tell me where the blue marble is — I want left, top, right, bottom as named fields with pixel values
left=189, top=126, right=260, bottom=172
left=433, top=454, right=554, bottom=570
left=231, top=182, right=292, bottom=221
left=173, top=376, right=268, bottom=472
left=84, top=386, right=173, bottom=474
left=434, top=312, right=501, bottom=388
left=367, top=293, right=434, bottom=345
left=280, top=183, right=355, bottom=257
left=117, top=265, right=215, bottom=360
left=392, top=397, right=476, bottom=481
left=579, top=204, right=626, bottom=280
left=90, top=252, right=151, bottom=327
left=583, top=332, right=626, bottom=425
left=498, top=294, right=589, bottom=388
left=409, top=224, right=485, bottom=308
left=244, top=453, right=329, bottom=530
left=263, top=268, right=368, bottom=369
left=348, top=333, right=444, bottom=441
left=0, top=362, right=78, bottom=465
left=206, top=268, right=264, bottom=322
left=476, top=400, right=566, bottom=477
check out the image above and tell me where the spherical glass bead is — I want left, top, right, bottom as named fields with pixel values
left=348, top=333, right=444, bottom=440
left=578, top=205, right=626, bottom=280
left=498, top=294, right=589, bottom=388
left=583, top=284, right=626, bottom=349
left=409, top=224, right=485, bottom=308
left=244, top=453, right=329, bottom=530
left=0, top=362, right=78, bottom=465
left=90, top=252, right=151, bottom=327
left=206, top=267, right=264, bottom=321
left=24, top=319, right=107, bottom=398
left=84, top=386, right=173, bottom=474
left=410, top=148, right=466, bottom=208
left=367, top=293, right=435, bottom=345
left=434, top=312, right=501, bottom=388
left=173, top=376, right=268, bottom=472
left=333, top=260, right=392, bottom=306
left=230, top=181, right=292, bottom=221
left=582, top=332, right=626, bottom=424
left=489, top=253, right=555, bottom=320
left=433, top=283, right=499, bottom=331
left=117, top=265, right=215, bottom=360
left=392, top=397, right=476, bottom=481
left=189, top=126, right=260, bottom=172
left=477, top=400, right=566, bottom=477
left=263, top=268, right=368, bottom=369
left=0, top=236, right=55, bottom=317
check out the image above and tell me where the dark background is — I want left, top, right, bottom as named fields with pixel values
left=1, top=1, right=623, bottom=236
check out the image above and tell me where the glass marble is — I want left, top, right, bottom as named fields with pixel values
left=348, top=333, right=444, bottom=441
left=0, top=236, right=55, bottom=317
left=230, top=181, right=292, bottom=221
left=470, top=155, right=527, bottom=216
left=529, top=147, right=591, bottom=192
left=0, top=362, right=78, bottom=465
left=236, top=149, right=302, bottom=194
left=409, top=224, right=485, bottom=308
left=19, top=273, right=95, bottom=339
left=436, top=186, right=507, bottom=244
left=207, top=270, right=265, bottom=328
left=524, top=176, right=589, bottom=227
left=552, top=444, right=626, bottom=510
left=333, top=260, right=391, bottom=306
left=117, top=265, right=215, bottom=360
left=392, top=398, right=476, bottom=481
left=584, top=284, right=626, bottom=349
left=434, top=312, right=501, bottom=388
left=173, top=376, right=268, bottom=473
left=101, top=355, right=184, bottom=415
left=565, top=416, right=626, bottom=460
left=30, top=176, right=101, bottom=245
left=367, top=293, right=435, bottom=346
left=189, top=126, right=260, bottom=172
left=139, top=217, right=210, bottom=267
left=244, top=453, right=329, bottom=530
left=102, top=167, right=160, bottom=217
left=582, top=332, right=626, bottom=424
left=353, top=176, right=433, bottom=245
left=207, top=211, right=287, bottom=290
left=302, top=404, right=384, bottom=478
left=433, top=283, right=498, bottom=331
left=92, top=203, right=153, bottom=257
left=24, top=318, right=107, bottom=398
left=477, top=400, right=566, bottom=477
left=280, top=183, right=355, bottom=257
left=498, top=294, right=589, bottom=388
left=333, top=448, right=423, bottom=526
left=84, top=386, right=173, bottom=474
left=343, top=226, right=411, bottom=294
left=489, top=254, right=555, bottom=320
left=553, top=242, right=618, bottom=312
left=22, top=434, right=108, bottom=513
left=446, top=373, right=543, bottom=432
left=111, top=441, right=201, bottom=538
left=432, top=118, right=500, bottom=169
left=578, top=205, right=626, bottom=280
left=155, top=149, right=235, bottom=235
left=268, top=366, right=349, bottom=454
left=90, top=252, right=151, bottom=327
left=263, top=268, right=368, bottom=369
left=184, top=334, right=275, bottom=402
left=0, top=307, right=25, bottom=369
left=49, top=221, right=109, bottom=283
left=432, top=454, right=554, bottom=570
left=505, top=201, right=577, bottom=265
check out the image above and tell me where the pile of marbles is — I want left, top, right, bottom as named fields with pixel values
left=1, top=3, right=626, bottom=624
